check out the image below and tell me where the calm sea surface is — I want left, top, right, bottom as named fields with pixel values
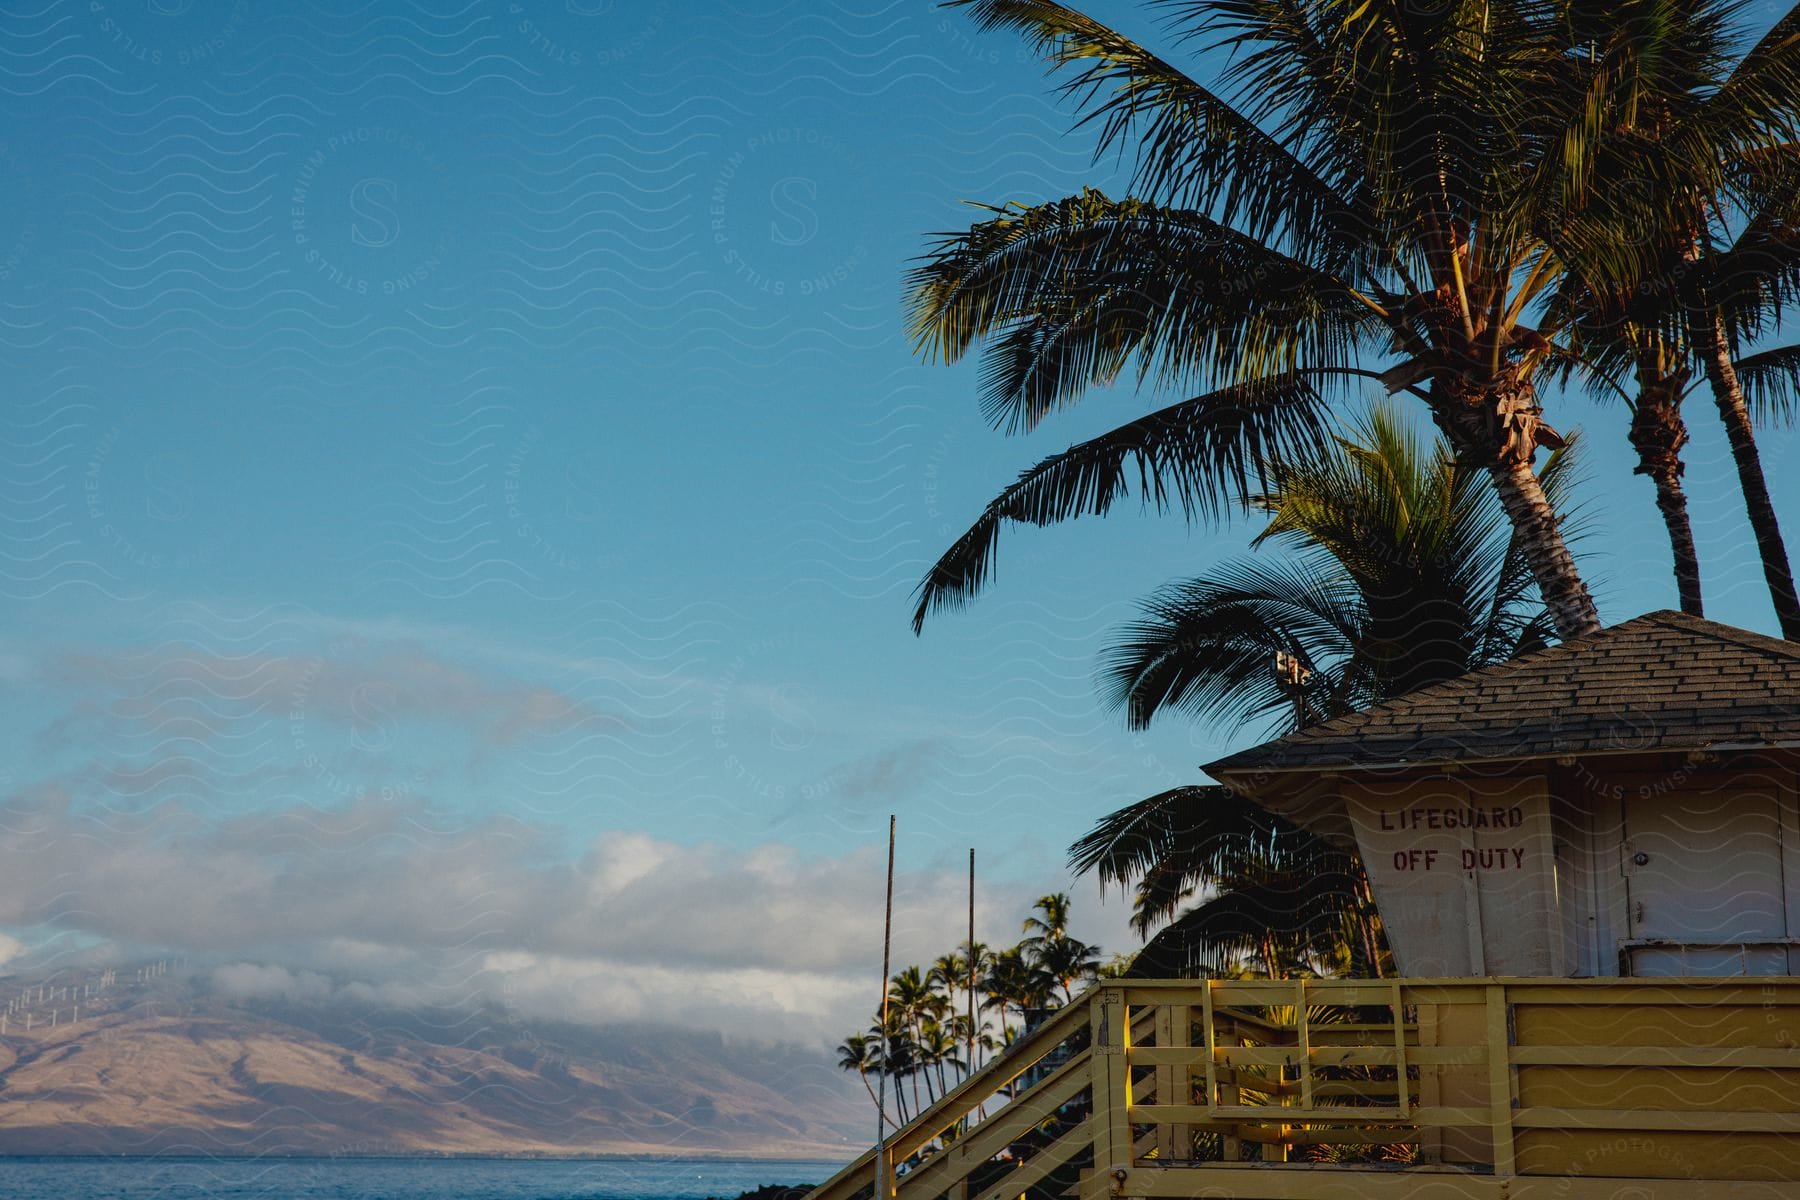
left=0, top=1156, right=848, bottom=1199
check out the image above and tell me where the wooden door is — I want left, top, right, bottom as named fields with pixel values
left=1620, top=784, right=1791, bottom=976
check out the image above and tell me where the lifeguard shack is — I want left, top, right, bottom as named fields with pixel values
left=1207, top=608, right=1800, bottom=981
left=805, top=612, right=1800, bottom=1200
left=1200, top=608, right=1800, bottom=1185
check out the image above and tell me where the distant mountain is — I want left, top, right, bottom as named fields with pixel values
left=0, top=967, right=865, bottom=1158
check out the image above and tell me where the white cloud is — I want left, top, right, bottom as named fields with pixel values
left=484, top=953, right=875, bottom=1045
left=211, top=963, right=334, bottom=1004
left=0, top=789, right=1048, bottom=1045
left=40, top=641, right=636, bottom=751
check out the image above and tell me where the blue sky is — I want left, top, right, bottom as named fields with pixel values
left=2, top=0, right=1796, bottom=1041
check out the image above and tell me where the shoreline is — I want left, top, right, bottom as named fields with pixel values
left=0, top=1151, right=855, bottom=1164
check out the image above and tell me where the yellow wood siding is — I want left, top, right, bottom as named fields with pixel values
left=807, top=978, right=1800, bottom=1200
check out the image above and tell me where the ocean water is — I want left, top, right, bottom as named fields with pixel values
left=0, top=1156, right=848, bottom=1199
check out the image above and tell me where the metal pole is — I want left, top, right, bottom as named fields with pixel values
left=967, top=849, right=976, bottom=1079
left=875, top=815, right=896, bottom=1200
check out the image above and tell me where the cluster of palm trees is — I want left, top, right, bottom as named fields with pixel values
left=908, top=0, right=1800, bottom=979
left=912, top=0, right=1800, bottom=642
left=836, top=894, right=1104, bottom=1124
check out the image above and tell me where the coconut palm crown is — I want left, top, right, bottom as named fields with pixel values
left=1101, top=400, right=1581, bottom=733
left=907, top=0, right=1800, bottom=642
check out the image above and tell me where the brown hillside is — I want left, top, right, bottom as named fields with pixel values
left=0, top=977, right=861, bottom=1158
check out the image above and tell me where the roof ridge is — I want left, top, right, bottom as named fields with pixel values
left=1639, top=608, right=1800, bottom=661
left=1204, top=610, right=1800, bottom=776
left=1232, top=612, right=1629, bottom=750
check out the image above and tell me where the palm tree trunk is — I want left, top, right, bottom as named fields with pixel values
left=1435, top=381, right=1602, bottom=638
left=1693, top=310, right=1800, bottom=639
left=889, top=1048, right=910, bottom=1125
left=1486, top=453, right=1603, bottom=638
left=913, top=1018, right=929, bottom=1105
left=1649, top=469, right=1704, bottom=617
left=907, top=1018, right=924, bottom=1111
left=1627, top=392, right=1704, bottom=616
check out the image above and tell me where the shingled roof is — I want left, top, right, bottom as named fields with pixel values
left=1206, top=610, right=1800, bottom=778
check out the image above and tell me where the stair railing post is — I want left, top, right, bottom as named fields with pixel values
left=1085, top=984, right=1133, bottom=1200
left=1486, top=984, right=1516, bottom=1179
left=1151, top=998, right=1189, bottom=1163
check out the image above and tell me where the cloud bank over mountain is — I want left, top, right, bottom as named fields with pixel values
left=0, top=963, right=865, bottom=1157
left=1, top=610, right=1130, bottom=1047
left=0, top=789, right=1039, bottom=1044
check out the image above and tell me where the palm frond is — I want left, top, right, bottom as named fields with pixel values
left=1683, top=3, right=1800, bottom=165
left=906, top=190, right=1377, bottom=433
left=1068, top=783, right=1354, bottom=937
left=1097, top=557, right=1361, bottom=732
left=910, top=372, right=1334, bottom=633
left=1068, top=784, right=1276, bottom=890
left=944, top=0, right=1365, bottom=263
left=1734, top=342, right=1800, bottom=424
left=1705, top=162, right=1800, bottom=336
left=1191, top=0, right=1556, bottom=256
left=1126, top=867, right=1364, bottom=976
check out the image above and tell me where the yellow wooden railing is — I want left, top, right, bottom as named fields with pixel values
left=806, top=977, right=1800, bottom=1200
left=806, top=997, right=1096, bottom=1200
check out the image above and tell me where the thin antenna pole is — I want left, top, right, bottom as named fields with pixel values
left=875, top=815, right=896, bottom=1200
left=967, top=849, right=976, bottom=1080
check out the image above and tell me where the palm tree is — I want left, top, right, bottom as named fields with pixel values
left=1020, top=894, right=1101, bottom=1002
left=904, top=0, right=1775, bottom=642
left=1031, top=935, right=1103, bottom=1004
left=1100, top=401, right=1580, bottom=734
left=1076, top=403, right=1580, bottom=976
left=919, top=1019, right=964, bottom=1098
left=1542, top=3, right=1800, bottom=633
left=1551, top=307, right=1704, bottom=614
left=929, top=946, right=990, bottom=1076
left=1020, top=893, right=1072, bottom=944
left=889, top=967, right=938, bottom=1107
left=1072, top=784, right=1385, bottom=978
left=837, top=1033, right=881, bottom=1110
left=871, top=1008, right=918, bottom=1125
left=1682, top=208, right=1800, bottom=638
left=981, top=946, right=1051, bottom=1040
left=927, top=951, right=967, bottom=1025
left=1558, top=318, right=1800, bottom=623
